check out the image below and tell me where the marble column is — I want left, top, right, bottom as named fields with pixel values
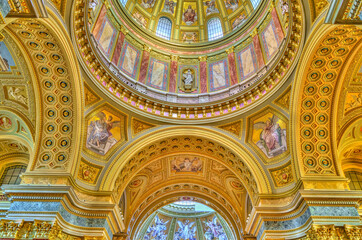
left=226, top=47, right=238, bottom=86
left=138, top=45, right=151, bottom=84
left=199, top=56, right=208, bottom=93
left=251, top=30, right=265, bottom=69
left=111, top=27, right=127, bottom=65
left=169, top=56, right=178, bottom=92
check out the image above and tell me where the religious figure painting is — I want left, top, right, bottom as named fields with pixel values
left=182, top=3, right=197, bottom=25
left=203, top=216, right=228, bottom=240
left=86, top=110, right=122, bottom=155
left=5, top=86, right=28, bottom=106
left=144, top=215, right=169, bottom=240
left=171, top=156, right=203, bottom=173
left=232, top=13, right=246, bottom=30
left=204, top=0, right=219, bottom=15
left=178, top=66, right=198, bottom=93
left=163, top=0, right=176, bottom=15
left=0, top=116, right=12, bottom=130
left=181, top=31, right=198, bottom=43
left=174, top=220, right=197, bottom=240
left=237, top=44, right=257, bottom=80
left=133, top=11, right=148, bottom=28
left=209, top=60, right=229, bottom=91
left=140, top=0, right=156, bottom=9
left=118, top=42, right=140, bottom=79
left=224, top=0, right=239, bottom=13
left=261, top=21, right=280, bottom=60
left=97, top=18, right=116, bottom=56
left=147, top=58, right=168, bottom=90
left=252, top=113, right=287, bottom=158
left=0, top=42, right=16, bottom=72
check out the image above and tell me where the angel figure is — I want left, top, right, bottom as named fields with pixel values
left=204, top=0, right=219, bottom=15
left=175, top=220, right=196, bottom=240
left=224, top=0, right=239, bottom=12
left=86, top=112, right=121, bottom=155
left=253, top=114, right=286, bottom=157
left=8, top=87, right=27, bottom=105
left=141, top=0, right=156, bottom=9
left=144, top=215, right=168, bottom=240
left=163, top=0, right=176, bottom=14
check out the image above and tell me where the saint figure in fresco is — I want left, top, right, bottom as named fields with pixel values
left=224, top=0, right=239, bottom=12
left=253, top=114, right=287, bottom=158
left=183, top=5, right=197, bottom=25
left=232, top=14, right=246, bottom=29
left=87, top=111, right=121, bottom=155
left=144, top=215, right=168, bottom=240
left=204, top=0, right=219, bottom=15
left=141, top=0, right=156, bottom=9
left=163, top=0, right=176, bottom=14
left=204, top=216, right=228, bottom=240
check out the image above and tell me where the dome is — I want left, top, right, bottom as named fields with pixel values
left=81, top=0, right=298, bottom=120
left=135, top=200, right=235, bottom=239
left=118, top=0, right=261, bottom=43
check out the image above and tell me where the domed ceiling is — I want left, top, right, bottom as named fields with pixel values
left=136, top=200, right=235, bottom=239
left=118, top=0, right=261, bottom=43
left=77, top=0, right=299, bottom=120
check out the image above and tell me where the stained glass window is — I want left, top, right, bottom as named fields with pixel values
left=250, top=0, right=261, bottom=9
left=156, top=17, right=172, bottom=40
left=0, top=165, right=26, bottom=185
left=345, top=171, right=362, bottom=190
left=208, top=18, right=223, bottom=41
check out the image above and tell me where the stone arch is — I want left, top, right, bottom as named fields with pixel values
left=3, top=16, right=84, bottom=174
left=291, top=24, right=362, bottom=186
left=101, top=127, right=272, bottom=203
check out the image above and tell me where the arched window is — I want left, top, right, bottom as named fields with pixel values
left=120, top=0, right=128, bottom=6
left=250, top=0, right=260, bottom=9
left=0, top=165, right=26, bottom=185
left=156, top=17, right=172, bottom=40
left=207, top=18, right=223, bottom=41
left=345, top=171, right=362, bottom=190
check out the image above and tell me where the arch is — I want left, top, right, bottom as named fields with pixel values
left=291, top=23, right=362, bottom=182
left=207, top=17, right=223, bottom=41
left=156, top=17, right=172, bottom=40
left=127, top=183, right=243, bottom=240
left=101, top=127, right=271, bottom=200
left=3, top=15, right=84, bottom=174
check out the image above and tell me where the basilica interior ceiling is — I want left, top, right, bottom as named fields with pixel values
left=0, top=0, right=361, bottom=239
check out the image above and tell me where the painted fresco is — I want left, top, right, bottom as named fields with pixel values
left=209, top=60, right=229, bottom=91
left=224, top=0, right=239, bottom=14
left=261, top=20, right=280, bottom=60
left=237, top=44, right=257, bottom=80
left=0, top=116, right=12, bottom=130
left=231, top=13, right=246, bottom=30
left=118, top=42, right=140, bottom=79
left=162, top=0, right=177, bottom=15
left=203, top=0, right=219, bottom=16
left=133, top=10, right=148, bottom=28
left=181, top=31, right=198, bottom=43
left=144, top=215, right=170, bottom=240
left=182, top=2, right=198, bottom=25
left=202, top=216, right=228, bottom=239
left=171, top=156, right=203, bottom=173
left=140, top=0, right=156, bottom=11
left=174, top=219, right=197, bottom=239
left=97, top=18, right=116, bottom=56
left=0, top=42, right=16, bottom=72
left=147, top=58, right=169, bottom=90
left=86, top=110, right=122, bottom=155
left=252, top=113, right=287, bottom=158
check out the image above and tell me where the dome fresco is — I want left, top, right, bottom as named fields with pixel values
left=136, top=201, right=235, bottom=239
left=118, top=0, right=261, bottom=43
left=85, top=0, right=295, bottom=119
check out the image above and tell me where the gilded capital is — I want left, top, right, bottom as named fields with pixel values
left=143, top=45, right=152, bottom=52
left=171, top=55, right=179, bottom=61
left=198, top=56, right=207, bottom=62
left=226, top=46, right=234, bottom=55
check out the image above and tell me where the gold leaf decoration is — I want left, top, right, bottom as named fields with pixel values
left=132, top=118, right=156, bottom=136
left=77, top=159, right=103, bottom=185
left=274, top=86, right=291, bottom=111
left=84, top=84, right=100, bottom=107
left=269, top=161, right=294, bottom=187
left=217, top=120, right=242, bottom=138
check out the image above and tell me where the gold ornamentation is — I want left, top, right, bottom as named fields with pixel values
left=132, top=118, right=156, bottom=136
left=269, top=161, right=294, bottom=187
left=309, top=0, right=329, bottom=22
left=274, top=86, right=291, bottom=111
left=77, top=159, right=103, bottom=185
left=344, top=92, right=362, bottom=113
left=84, top=84, right=100, bottom=107
left=198, top=56, right=207, bottom=62
left=217, top=120, right=242, bottom=138
left=225, top=46, right=234, bottom=54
